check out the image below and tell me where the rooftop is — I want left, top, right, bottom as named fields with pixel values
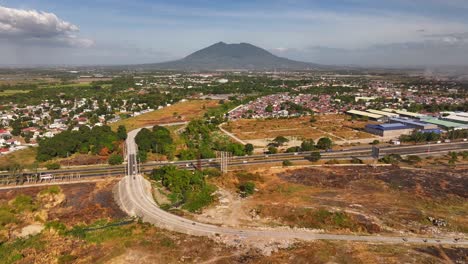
left=347, top=109, right=383, bottom=119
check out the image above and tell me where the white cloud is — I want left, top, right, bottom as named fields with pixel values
left=0, top=5, right=94, bottom=48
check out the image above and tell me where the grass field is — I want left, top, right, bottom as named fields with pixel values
left=0, top=90, right=32, bottom=96
left=223, top=115, right=376, bottom=143
left=0, top=147, right=37, bottom=169
left=111, top=100, right=219, bottom=131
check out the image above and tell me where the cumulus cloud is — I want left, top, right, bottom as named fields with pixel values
left=0, top=5, right=93, bottom=48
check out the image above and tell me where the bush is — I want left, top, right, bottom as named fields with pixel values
left=0, top=207, right=17, bottom=225
left=267, top=146, right=278, bottom=154
left=282, top=160, right=293, bottom=167
left=39, top=186, right=61, bottom=195
left=239, top=182, right=255, bottom=197
left=371, top=140, right=380, bottom=145
left=350, top=157, right=363, bottom=164
left=317, top=137, right=333, bottom=150
left=379, top=154, right=402, bottom=164
left=203, top=168, right=221, bottom=178
left=406, top=155, right=422, bottom=164
left=12, top=195, right=37, bottom=212
left=45, top=162, right=61, bottom=170
left=325, top=159, right=339, bottom=165
left=108, top=154, right=123, bottom=165
left=183, top=184, right=216, bottom=212
left=286, top=146, right=300, bottom=153
left=308, top=151, right=321, bottom=162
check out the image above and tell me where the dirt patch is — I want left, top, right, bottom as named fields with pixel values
left=278, top=166, right=468, bottom=198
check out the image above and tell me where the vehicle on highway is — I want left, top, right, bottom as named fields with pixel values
left=40, top=173, right=53, bottom=180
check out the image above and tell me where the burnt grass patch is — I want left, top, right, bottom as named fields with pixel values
left=278, top=166, right=468, bottom=199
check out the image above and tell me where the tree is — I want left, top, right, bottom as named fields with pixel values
left=273, top=136, right=289, bottom=146
left=108, top=153, right=123, bottom=165
left=371, top=140, right=380, bottom=145
left=117, top=125, right=127, bottom=140
left=267, top=146, right=278, bottom=154
left=265, top=104, right=273, bottom=113
left=317, top=137, right=333, bottom=150
left=300, top=139, right=316, bottom=151
left=244, top=143, right=254, bottom=155
left=309, top=151, right=321, bottom=162
left=46, top=162, right=61, bottom=170
left=282, top=160, right=293, bottom=167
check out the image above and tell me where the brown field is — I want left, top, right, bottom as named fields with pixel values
left=210, top=165, right=468, bottom=237
left=111, top=100, right=219, bottom=131
left=1, top=179, right=466, bottom=263
left=223, top=115, right=377, bottom=142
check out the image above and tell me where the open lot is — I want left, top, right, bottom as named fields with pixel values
left=204, top=164, right=468, bottom=238
left=111, top=99, right=218, bottom=131
left=1, top=178, right=466, bottom=263
left=223, top=115, right=377, bottom=147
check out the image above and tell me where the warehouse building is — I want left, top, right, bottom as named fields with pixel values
left=381, top=108, right=426, bottom=119
left=365, top=123, right=414, bottom=137
left=440, top=112, right=468, bottom=124
left=346, top=110, right=386, bottom=121
left=367, top=109, right=399, bottom=118
left=389, top=117, right=438, bottom=130
left=420, top=117, right=468, bottom=130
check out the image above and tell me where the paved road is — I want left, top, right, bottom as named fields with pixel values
left=114, top=128, right=468, bottom=246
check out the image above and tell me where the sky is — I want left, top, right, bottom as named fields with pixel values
left=1, top=0, right=468, bottom=66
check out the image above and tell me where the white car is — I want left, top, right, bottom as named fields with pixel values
left=243, top=160, right=248, bottom=164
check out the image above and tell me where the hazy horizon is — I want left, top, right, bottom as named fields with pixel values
left=1, top=1, right=468, bottom=67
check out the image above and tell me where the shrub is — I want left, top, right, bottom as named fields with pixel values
left=325, top=159, right=339, bottom=165
left=406, top=155, right=422, bottom=164
left=267, top=146, right=278, bottom=154
left=282, top=160, right=293, bottom=167
left=183, top=184, right=216, bottom=213
left=12, top=195, right=37, bottom=212
left=239, top=182, right=255, bottom=197
left=317, top=137, right=333, bottom=150
left=45, top=163, right=60, bottom=170
left=39, top=186, right=61, bottom=195
left=0, top=207, right=17, bottom=225
left=371, top=140, right=380, bottom=145
left=108, top=154, right=123, bottom=165
left=308, top=151, right=321, bottom=162
left=203, top=168, right=221, bottom=178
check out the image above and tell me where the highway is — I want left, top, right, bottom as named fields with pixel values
left=2, top=141, right=467, bottom=184
left=113, top=128, right=468, bottom=246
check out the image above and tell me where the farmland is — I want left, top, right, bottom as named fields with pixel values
left=110, top=100, right=219, bottom=131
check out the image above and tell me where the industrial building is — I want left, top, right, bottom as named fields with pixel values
left=420, top=117, right=468, bottom=130
left=381, top=108, right=426, bottom=119
left=367, top=109, right=399, bottom=118
left=346, top=110, right=386, bottom=121
left=440, top=112, right=468, bottom=124
left=365, top=123, right=414, bottom=137
left=389, top=117, right=438, bottom=130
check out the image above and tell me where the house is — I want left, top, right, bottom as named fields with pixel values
left=365, top=123, right=414, bottom=137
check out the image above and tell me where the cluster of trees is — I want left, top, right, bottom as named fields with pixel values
left=36, top=125, right=122, bottom=162
left=150, top=165, right=216, bottom=212
left=179, top=120, right=253, bottom=160
left=447, top=129, right=468, bottom=140
left=400, top=131, right=441, bottom=143
left=135, top=125, right=175, bottom=162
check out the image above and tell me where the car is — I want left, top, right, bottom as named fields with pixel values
left=294, top=152, right=298, bottom=156
left=243, top=160, right=248, bottom=164
left=463, top=139, right=467, bottom=142
left=444, top=139, right=451, bottom=143
left=436, top=141, right=442, bottom=144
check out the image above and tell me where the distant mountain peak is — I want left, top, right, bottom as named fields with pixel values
left=143, top=42, right=320, bottom=70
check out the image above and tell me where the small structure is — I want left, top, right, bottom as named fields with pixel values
left=381, top=108, right=426, bottom=119
left=365, top=123, right=413, bottom=137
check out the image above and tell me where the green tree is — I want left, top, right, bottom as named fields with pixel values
left=300, top=139, right=316, bottom=151
left=244, top=143, right=254, bottom=155
left=309, top=151, right=321, bottom=162
left=317, top=137, right=333, bottom=150
left=273, top=136, right=289, bottom=146
left=267, top=146, right=278, bottom=154
left=108, top=153, right=123, bottom=165
left=282, top=160, right=293, bottom=167
left=117, top=125, right=127, bottom=140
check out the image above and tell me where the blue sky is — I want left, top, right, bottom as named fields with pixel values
left=1, top=0, right=468, bottom=66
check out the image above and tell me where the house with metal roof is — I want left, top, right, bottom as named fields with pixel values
left=420, top=117, right=468, bottom=130
left=367, top=109, right=399, bottom=118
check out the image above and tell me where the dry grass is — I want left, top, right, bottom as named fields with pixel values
left=0, top=147, right=37, bottom=169
left=223, top=115, right=376, bottom=141
left=111, top=100, right=218, bottom=131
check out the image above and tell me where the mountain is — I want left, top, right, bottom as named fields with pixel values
left=141, top=42, right=320, bottom=70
